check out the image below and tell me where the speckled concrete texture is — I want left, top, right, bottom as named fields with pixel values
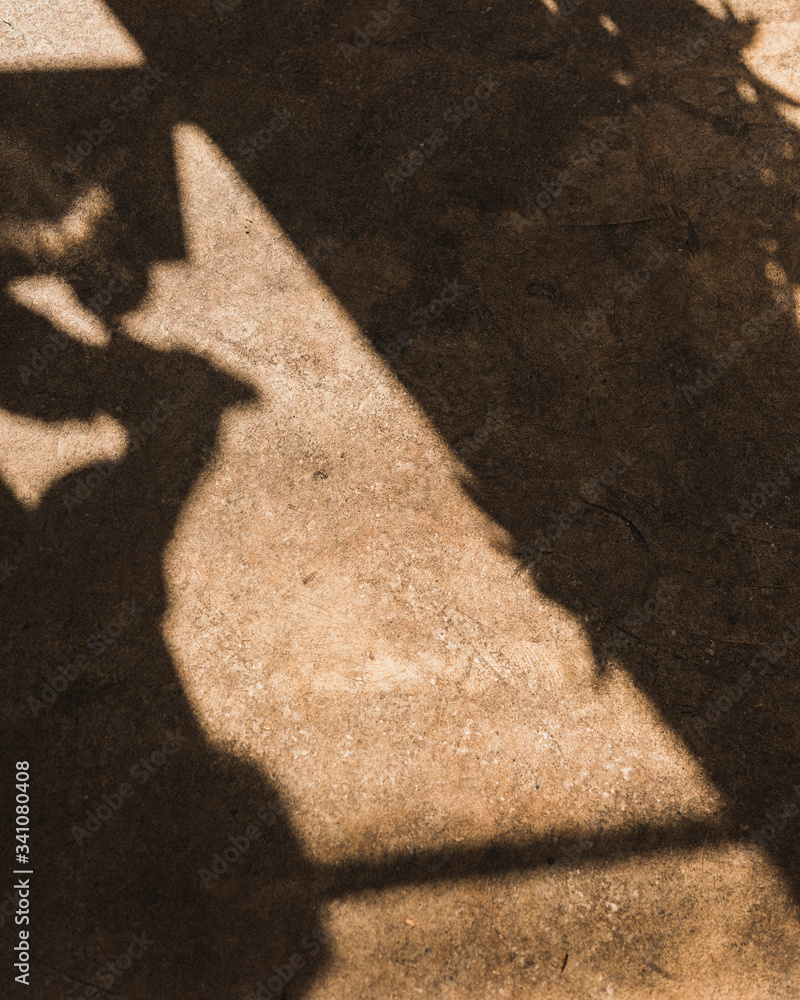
left=2, top=1, right=800, bottom=998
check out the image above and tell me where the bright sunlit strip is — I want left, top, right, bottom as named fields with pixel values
left=7, top=276, right=111, bottom=347
left=0, top=411, right=128, bottom=508
left=0, top=0, right=145, bottom=71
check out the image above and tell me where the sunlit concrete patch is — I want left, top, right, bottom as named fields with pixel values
left=129, top=123, right=381, bottom=365
left=738, top=1, right=800, bottom=113
left=309, top=841, right=800, bottom=1000
left=0, top=0, right=145, bottom=71
left=599, top=14, right=620, bottom=37
left=114, top=112, right=800, bottom=992
left=7, top=276, right=111, bottom=346
left=222, top=659, right=726, bottom=870
left=0, top=410, right=127, bottom=507
left=134, top=127, right=728, bottom=887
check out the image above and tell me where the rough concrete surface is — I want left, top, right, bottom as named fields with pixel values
left=2, top=0, right=800, bottom=997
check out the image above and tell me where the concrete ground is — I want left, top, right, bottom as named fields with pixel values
left=2, top=0, right=800, bottom=997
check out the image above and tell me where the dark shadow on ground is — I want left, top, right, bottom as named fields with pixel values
left=2, top=0, right=800, bottom=995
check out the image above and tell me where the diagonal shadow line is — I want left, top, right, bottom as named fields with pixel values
left=315, top=817, right=736, bottom=898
